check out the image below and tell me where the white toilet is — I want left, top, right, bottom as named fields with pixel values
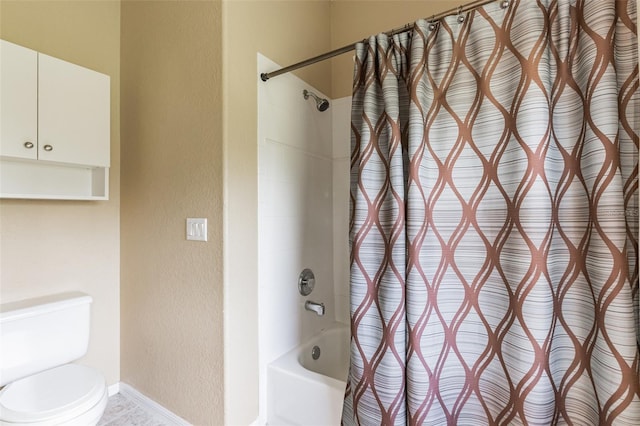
left=0, top=292, right=108, bottom=425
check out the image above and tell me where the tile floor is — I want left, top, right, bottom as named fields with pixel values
left=97, top=392, right=171, bottom=426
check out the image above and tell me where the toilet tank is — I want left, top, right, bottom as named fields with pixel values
left=0, top=292, right=92, bottom=387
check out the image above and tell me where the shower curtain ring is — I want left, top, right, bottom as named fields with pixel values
left=457, top=6, right=465, bottom=23
left=428, top=15, right=437, bottom=31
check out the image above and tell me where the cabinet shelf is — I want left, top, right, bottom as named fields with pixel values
left=0, top=157, right=109, bottom=200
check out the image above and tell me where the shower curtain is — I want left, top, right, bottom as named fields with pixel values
left=343, top=0, right=640, bottom=424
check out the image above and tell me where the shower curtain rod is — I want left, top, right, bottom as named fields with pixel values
left=260, top=0, right=501, bottom=82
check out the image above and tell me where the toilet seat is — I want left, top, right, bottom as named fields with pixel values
left=0, top=364, right=107, bottom=425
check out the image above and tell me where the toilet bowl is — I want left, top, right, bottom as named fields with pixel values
left=0, top=293, right=108, bottom=425
left=0, top=364, right=107, bottom=426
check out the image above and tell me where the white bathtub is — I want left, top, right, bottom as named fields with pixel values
left=267, top=323, right=350, bottom=426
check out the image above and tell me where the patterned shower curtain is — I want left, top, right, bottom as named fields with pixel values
left=342, top=0, right=640, bottom=424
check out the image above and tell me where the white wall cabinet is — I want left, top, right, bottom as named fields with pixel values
left=0, top=40, right=38, bottom=161
left=0, top=39, right=110, bottom=200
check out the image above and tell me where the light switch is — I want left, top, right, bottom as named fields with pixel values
left=186, top=218, right=207, bottom=241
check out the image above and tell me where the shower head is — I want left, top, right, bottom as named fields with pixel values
left=303, top=89, right=330, bottom=112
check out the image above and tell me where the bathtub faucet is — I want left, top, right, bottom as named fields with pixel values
left=305, top=300, right=325, bottom=316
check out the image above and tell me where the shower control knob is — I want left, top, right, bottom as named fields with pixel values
left=298, top=268, right=315, bottom=296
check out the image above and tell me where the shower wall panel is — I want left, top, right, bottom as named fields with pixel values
left=257, top=53, right=335, bottom=423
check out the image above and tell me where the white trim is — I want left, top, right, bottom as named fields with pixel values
left=107, top=382, right=120, bottom=397
left=118, top=383, right=191, bottom=425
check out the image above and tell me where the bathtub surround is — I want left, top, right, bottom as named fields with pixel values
left=257, top=53, right=339, bottom=424
left=257, top=53, right=358, bottom=425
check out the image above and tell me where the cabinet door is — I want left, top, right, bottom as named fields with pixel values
left=0, top=40, right=38, bottom=160
left=38, top=53, right=110, bottom=167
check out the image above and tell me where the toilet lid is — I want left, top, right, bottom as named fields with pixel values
left=0, top=364, right=106, bottom=423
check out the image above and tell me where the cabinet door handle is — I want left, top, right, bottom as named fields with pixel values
left=43, top=144, right=53, bottom=152
left=24, top=141, right=34, bottom=149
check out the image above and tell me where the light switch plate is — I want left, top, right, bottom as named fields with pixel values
left=186, top=218, right=207, bottom=241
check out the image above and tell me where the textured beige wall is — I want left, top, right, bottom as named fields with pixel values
left=0, top=1, right=121, bottom=387
left=222, top=1, right=331, bottom=424
left=331, top=0, right=461, bottom=98
left=120, top=1, right=224, bottom=424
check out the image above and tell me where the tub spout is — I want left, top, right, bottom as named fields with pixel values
left=305, top=300, right=325, bottom=316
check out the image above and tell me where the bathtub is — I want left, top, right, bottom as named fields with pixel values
left=267, top=323, right=350, bottom=426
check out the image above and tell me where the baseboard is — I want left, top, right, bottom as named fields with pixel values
left=108, top=382, right=120, bottom=397
left=118, top=382, right=191, bottom=425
